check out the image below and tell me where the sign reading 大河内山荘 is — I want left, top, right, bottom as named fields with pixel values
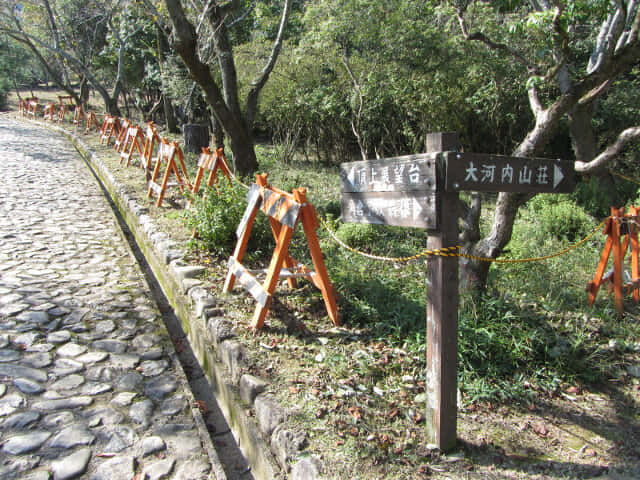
left=443, top=152, right=575, bottom=193
left=340, top=153, right=438, bottom=229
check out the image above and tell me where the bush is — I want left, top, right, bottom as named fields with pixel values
left=186, top=174, right=272, bottom=257
left=528, top=194, right=595, bottom=242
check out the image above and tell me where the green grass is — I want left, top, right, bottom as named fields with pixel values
left=187, top=145, right=640, bottom=404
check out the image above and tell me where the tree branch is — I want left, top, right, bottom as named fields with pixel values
left=575, top=126, right=640, bottom=174
left=245, top=0, right=292, bottom=129
left=455, top=8, right=536, bottom=72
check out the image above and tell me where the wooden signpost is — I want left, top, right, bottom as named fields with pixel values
left=339, top=133, right=576, bottom=451
left=443, top=152, right=574, bottom=194
left=340, top=154, right=438, bottom=229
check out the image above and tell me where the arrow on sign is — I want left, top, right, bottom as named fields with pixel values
left=414, top=197, right=423, bottom=220
left=347, top=166, right=356, bottom=187
left=553, top=164, right=564, bottom=189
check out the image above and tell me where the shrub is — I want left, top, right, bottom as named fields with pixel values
left=528, top=194, right=595, bottom=242
left=186, top=174, right=272, bottom=257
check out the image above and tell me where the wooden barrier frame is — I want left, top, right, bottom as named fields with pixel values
left=587, top=206, right=640, bottom=312
left=113, top=118, right=131, bottom=152
left=73, top=106, right=85, bottom=130
left=119, top=126, right=144, bottom=167
left=85, top=111, right=101, bottom=134
left=141, top=122, right=161, bottom=174
left=147, top=138, right=192, bottom=207
left=100, top=115, right=120, bottom=145
left=55, top=104, right=68, bottom=124
left=223, top=174, right=339, bottom=330
left=26, top=98, right=40, bottom=118
left=19, top=99, right=28, bottom=116
left=191, top=147, right=232, bottom=195
left=57, top=95, right=74, bottom=109
left=42, top=102, right=57, bottom=122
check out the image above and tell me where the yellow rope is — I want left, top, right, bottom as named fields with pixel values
left=318, top=215, right=607, bottom=264
left=611, top=170, right=640, bottom=186
left=458, top=219, right=607, bottom=263
left=318, top=215, right=461, bottom=262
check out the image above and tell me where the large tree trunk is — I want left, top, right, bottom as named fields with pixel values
left=163, top=95, right=178, bottom=133
left=211, top=114, right=225, bottom=149
left=183, top=123, right=209, bottom=153
left=163, top=0, right=258, bottom=176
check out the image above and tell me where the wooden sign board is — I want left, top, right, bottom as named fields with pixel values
left=444, top=152, right=575, bottom=193
left=340, top=153, right=439, bottom=229
left=341, top=192, right=437, bottom=229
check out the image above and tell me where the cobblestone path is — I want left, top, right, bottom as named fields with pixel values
left=0, top=117, right=216, bottom=479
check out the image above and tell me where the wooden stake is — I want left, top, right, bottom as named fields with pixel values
left=425, top=132, right=459, bottom=451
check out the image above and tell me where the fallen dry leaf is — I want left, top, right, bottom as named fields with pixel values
left=533, top=422, right=549, bottom=437
left=348, top=406, right=364, bottom=420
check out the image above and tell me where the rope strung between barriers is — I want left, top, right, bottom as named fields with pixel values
left=457, top=218, right=607, bottom=263
left=318, top=215, right=461, bottom=261
left=611, top=170, right=640, bottom=186
left=318, top=215, right=608, bottom=264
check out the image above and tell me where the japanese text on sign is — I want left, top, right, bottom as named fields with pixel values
left=340, top=192, right=437, bottom=229
left=444, top=152, right=575, bottom=193
left=340, top=154, right=437, bottom=193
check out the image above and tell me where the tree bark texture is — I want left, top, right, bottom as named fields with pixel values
left=183, top=124, right=210, bottom=153
left=164, top=0, right=257, bottom=175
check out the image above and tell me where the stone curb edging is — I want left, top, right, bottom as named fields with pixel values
left=39, top=120, right=325, bottom=480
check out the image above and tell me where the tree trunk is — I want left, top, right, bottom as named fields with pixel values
left=79, top=77, right=90, bottom=108
left=183, top=123, right=209, bottom=153
left=163, top=95, right=179, bottom=133
left=211, top=114, right=225, bottom=149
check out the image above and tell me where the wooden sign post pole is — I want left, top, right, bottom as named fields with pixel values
left=339, top=131, right=575, bottom=451
left=425, top=132, right=460, bottom=450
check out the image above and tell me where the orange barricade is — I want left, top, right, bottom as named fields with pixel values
left=141, top=122, right=161, bottom=175
left=55, top=105, right=68, bottom=124
left=18, top=99, right=27, bottom=116
left=191, top=147, right=231, bottom=196
left=113, top=118, right=131, bottom=152
left=223, top=174, right=339, bottom=330
left=73, top=106, right=85, bottom=130
left=85, top=111, right=101, bottom=134
left=147, top=138, right=192, bottom=207
left=26, top=98, right=40, bottom=118
left=100, top=115, right=120, bottom=145
left=42, top=103, right=57, bottom=122
left=587, top=206, right=640, bottom=312
left=119, top=126, right=144, bottom=167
